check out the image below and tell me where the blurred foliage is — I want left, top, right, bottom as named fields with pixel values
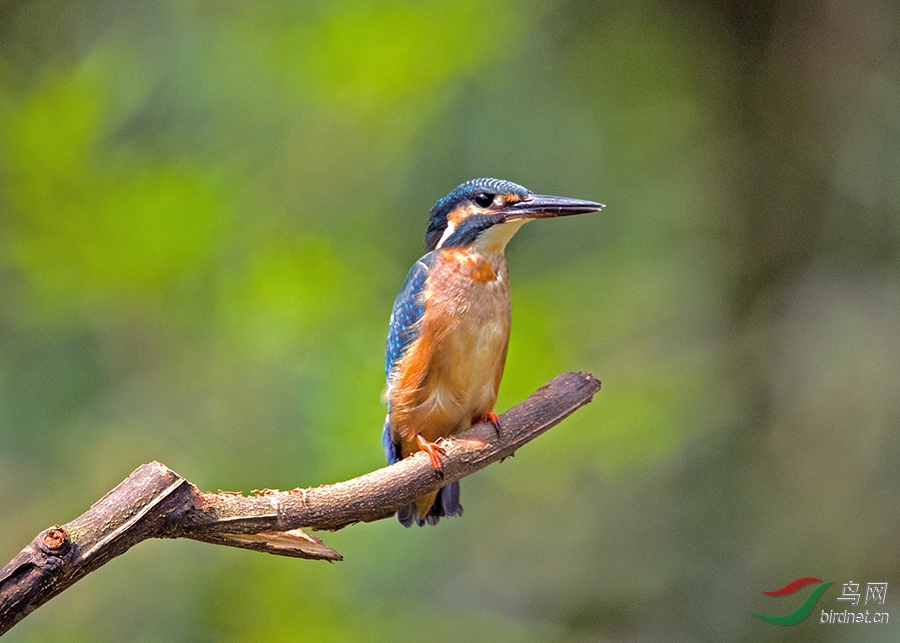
left=2, top=0, right=900, bottom=641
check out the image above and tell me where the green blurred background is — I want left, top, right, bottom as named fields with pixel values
left=2, top=0, right=899, bottom=641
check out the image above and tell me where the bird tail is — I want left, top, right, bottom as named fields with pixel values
left=397, top=482, right=463, bottom=527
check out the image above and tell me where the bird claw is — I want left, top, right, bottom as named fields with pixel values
left=475, top=412, right=501, bottom=436
left=416, top=434, right=446, bottom=477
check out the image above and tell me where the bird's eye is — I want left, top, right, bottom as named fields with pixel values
left=474, top=192, right=494, bottom=208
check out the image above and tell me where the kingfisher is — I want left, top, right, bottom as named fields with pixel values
left=383, top=178, right=603, bottom=526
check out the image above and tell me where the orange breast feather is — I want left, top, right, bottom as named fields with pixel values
left=388, top=249, right=511, bottom=457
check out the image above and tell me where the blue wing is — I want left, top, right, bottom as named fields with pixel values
left=384, top=251, right=435, bottom=379
left=382, top=251, right=435, bottom=467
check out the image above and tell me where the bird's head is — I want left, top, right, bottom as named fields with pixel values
left=425, top=178, right=604, bottom=253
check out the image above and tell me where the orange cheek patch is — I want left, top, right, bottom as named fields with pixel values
left=448, top=204, right=478, bottom=226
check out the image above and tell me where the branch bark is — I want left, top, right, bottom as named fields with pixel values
left=0, top=371, right=600, bottom=635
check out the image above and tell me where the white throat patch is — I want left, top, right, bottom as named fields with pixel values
left=473, top=219, right=529, bottom=254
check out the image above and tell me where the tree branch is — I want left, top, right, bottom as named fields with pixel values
left=0, top=371, right=600, bottom=635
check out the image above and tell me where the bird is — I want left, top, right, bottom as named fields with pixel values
left=382, top=178, right=603, bottom=526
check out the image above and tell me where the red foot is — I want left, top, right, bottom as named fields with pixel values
left=475, top=412, right=501, bottom=435
left=416, top=434, right=446, bottom=476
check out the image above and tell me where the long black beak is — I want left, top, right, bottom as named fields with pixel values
left=501, top=194, right=605, bottom=222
